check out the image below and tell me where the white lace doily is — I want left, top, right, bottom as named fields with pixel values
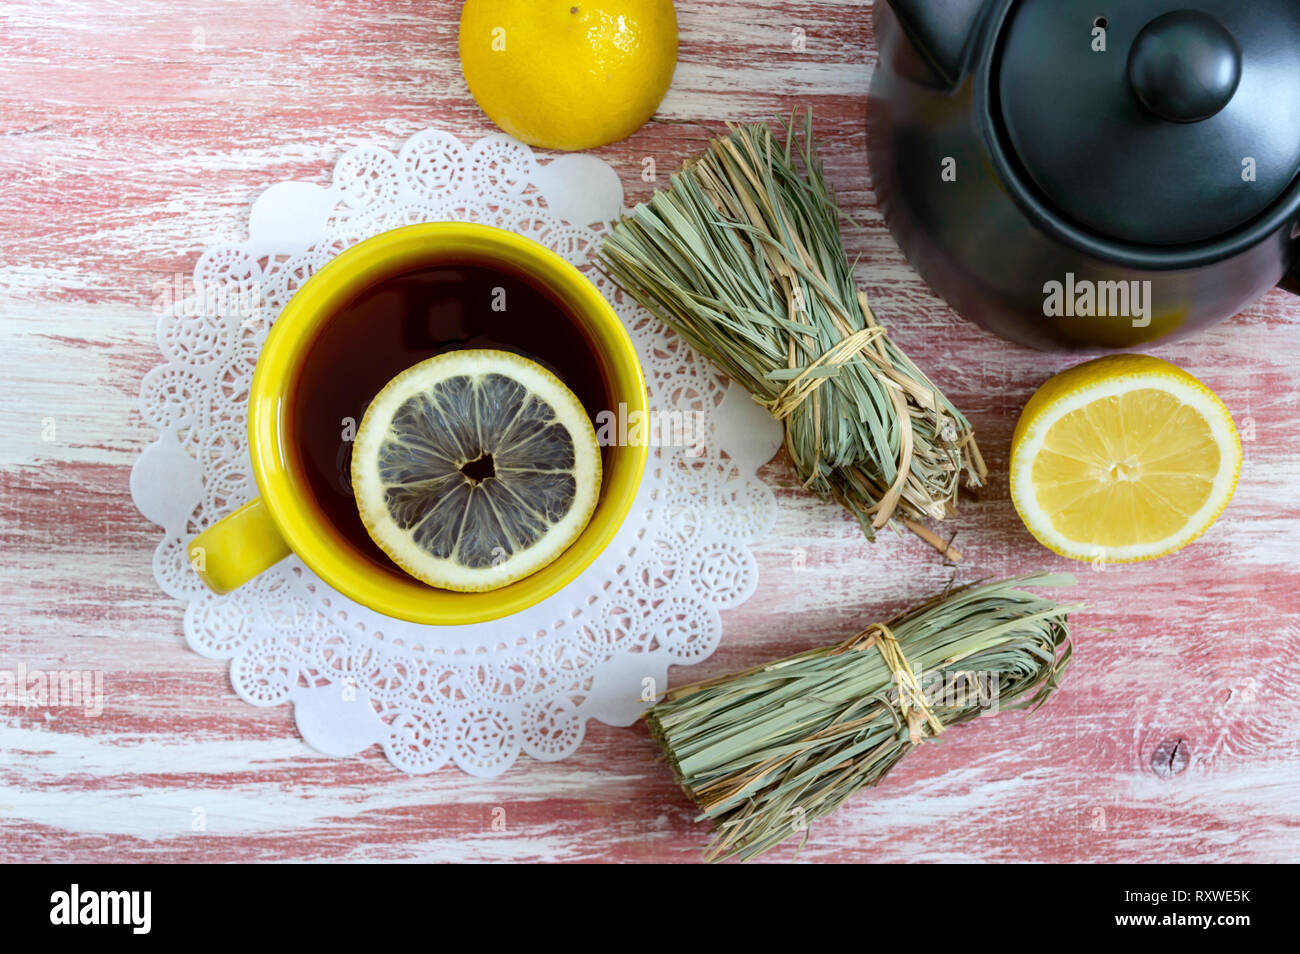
left=129, top=128, right=782, bottom=776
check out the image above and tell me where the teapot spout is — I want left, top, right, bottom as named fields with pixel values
left=884, top=0, right=985, bottom=88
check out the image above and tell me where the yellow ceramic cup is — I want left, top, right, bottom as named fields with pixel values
left=190, top=223, right=647, bottom=625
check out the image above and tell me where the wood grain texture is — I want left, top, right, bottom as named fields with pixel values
left=2, top=0, right=1298, bottom=863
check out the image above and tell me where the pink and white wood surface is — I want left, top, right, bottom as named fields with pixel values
left=2, top=0, right=1297, bottom=863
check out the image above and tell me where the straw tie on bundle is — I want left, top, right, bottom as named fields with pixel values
left=760, top=325, right=887, bottom=423
left=838, top=622, right=944, bottom=745
left=597, top=112, right=987, bottom=558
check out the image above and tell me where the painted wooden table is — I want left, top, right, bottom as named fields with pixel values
left=3, top=0, right=1297, bottom=864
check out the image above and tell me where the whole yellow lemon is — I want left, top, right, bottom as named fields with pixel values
left=458, top=0, right=678, bottom=151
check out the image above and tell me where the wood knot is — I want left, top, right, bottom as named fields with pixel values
left=1150, top=737, right=1190, bottom=777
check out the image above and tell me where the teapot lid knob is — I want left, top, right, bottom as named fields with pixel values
left=1128, top=10, right=1242, bottom=123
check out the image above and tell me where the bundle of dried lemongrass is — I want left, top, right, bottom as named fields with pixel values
left=596, top=113, right=986, bottom=558
left=645, top=574, right=1077, bottom=862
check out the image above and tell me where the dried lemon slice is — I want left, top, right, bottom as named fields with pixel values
left=351, top=349, right=601, bottom=592
left=1010, top=354, right=1241, bottom=564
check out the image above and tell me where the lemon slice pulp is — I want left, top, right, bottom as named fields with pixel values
left=351, top=349, right=602, bottom=592
left=1009, top=354, right=1241, bottom=563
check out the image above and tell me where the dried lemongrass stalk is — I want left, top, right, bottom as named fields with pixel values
left=596, top=112, right=986, bottom=557
left=645, top=574, right=1078, bottom=862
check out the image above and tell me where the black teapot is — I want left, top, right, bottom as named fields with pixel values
left=867, top=0, right=1300, bottom=350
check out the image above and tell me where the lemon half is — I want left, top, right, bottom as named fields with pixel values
left=1009, top=354, right=1242, bottom=563
left=352, top=350, right=602, bottom=592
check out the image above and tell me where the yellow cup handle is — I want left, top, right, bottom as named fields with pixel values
left=189, top=498, right=292, bottom=594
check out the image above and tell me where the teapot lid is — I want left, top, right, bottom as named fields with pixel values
left=997, top=0, right=1300, bottom=246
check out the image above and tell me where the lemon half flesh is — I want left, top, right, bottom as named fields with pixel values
left=1010, top=355, right=1241, bottom=564
left=352, top=350, right=602, bottom=592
